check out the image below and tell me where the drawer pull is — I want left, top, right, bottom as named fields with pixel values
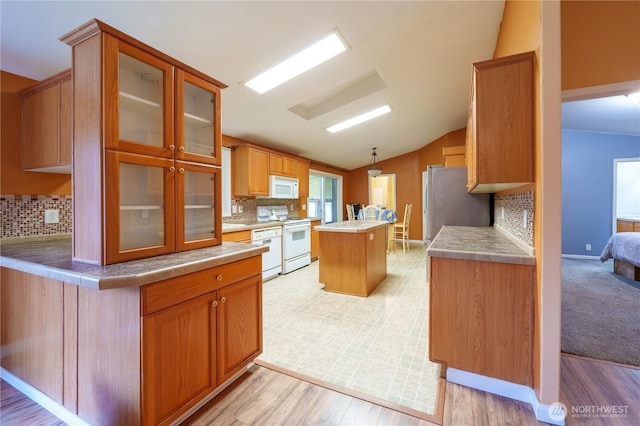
left=216, top=275, right=223, bottom=282
left=169, top=166, right=175, bottom=173
left=221, top=297, right=227, bottom=303
left=211, top=300, right=218, bottom=307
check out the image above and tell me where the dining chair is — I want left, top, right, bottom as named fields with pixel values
left=362, top=205, right=381, bottom=220
left=346, top=204, right=355, bottom=220
left=393, top=203, right=412, bottom=253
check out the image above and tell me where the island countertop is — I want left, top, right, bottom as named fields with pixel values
left=426, top=226, right=535, bottom=265
left=315, top=220, right=388, bottom=233
left=0, top=235, right=267, bottom=290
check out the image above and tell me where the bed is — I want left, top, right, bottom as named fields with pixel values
left=600, top=232, right=640, bottom=281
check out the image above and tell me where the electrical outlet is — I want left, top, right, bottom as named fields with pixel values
left=302, top=205, right=306, bottom=210
left=501, top=206, right=505, bottom=219
left=522, top=210, right=527, bottom=228
left=238, top=205, right=243, bottom=213
left=231, top=205, right=238, bottom=214
left=586, top=243, right=591, bottom=251
left=44, top=209, right=59, bottom=224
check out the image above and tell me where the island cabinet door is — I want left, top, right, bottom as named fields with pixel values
left=141, top=292, right=217, bottom=426
left=217, top=274, right=263, bottom=385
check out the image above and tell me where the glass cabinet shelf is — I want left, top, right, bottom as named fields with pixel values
left=185, top=204, right=214, bottom=209
left=119, top=91, right=162, bottom=111
left=120, top=205, right=163, bottom=210
left=184, top=112, right=212, bottom=127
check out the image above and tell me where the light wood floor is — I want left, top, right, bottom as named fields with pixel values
left=2, top=354, right=639, bottom=425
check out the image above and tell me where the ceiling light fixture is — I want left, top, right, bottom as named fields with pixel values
left=244, top=30, right=348, bottom=94
left=367, top=147, right=382, bottom=177
left=627, top=92, right=640, bottom=103
left=326, top=104, right=392, bottom=133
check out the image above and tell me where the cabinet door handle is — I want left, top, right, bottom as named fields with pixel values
left=211, top=300, right=218, bottom=307
left=178, top=146, right=185, bottom=152
left=169, top=144, right=176, bottom=151
left=178, top=167, right=185, bottom=174
left=169, top=166, right=176, bottom=172
left=221, top=297, right=227, bottom=303
left=216, top=275, right=223, bottom=281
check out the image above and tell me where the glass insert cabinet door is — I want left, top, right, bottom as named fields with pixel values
left=105, top=39, right=174, bottom=158
left=176, top=161, right=222, bottom=250
left=175, top=69, right=222, bottom=166
left=105, top=150, right=176, bottom=264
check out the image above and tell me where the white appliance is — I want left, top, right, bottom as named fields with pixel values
left=257, top=205, right=310, bottom=274
left=269, top=175, right=299, bottom=199
left=251, top=226, right=282, bottom=281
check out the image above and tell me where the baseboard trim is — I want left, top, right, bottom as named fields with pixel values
left=562, top=254, right=603, bottom=260
left=446, top=368, right=565, bottom=425
left=1, top=368, right=91, bottom=426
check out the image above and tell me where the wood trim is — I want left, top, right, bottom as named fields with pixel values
left=561, top=79, right=640, bottom=102
left=17, top=69, right=71, bottom=97
left=63, top=283, right=78, bottom=413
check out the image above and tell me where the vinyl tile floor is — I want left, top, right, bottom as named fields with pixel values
left=257, top=243, right=441, bottom=415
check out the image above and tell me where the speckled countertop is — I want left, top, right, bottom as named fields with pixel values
left=0, top=235, right=267, bottom=290
left=617, top=216, right=640, bottom=222
left=315, top=220, right=388, bottom=233
left=426, top=226, right=535, bottom=265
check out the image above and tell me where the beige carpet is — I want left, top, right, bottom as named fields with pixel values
left=562, top=257, right=640, bottom=366
left=257, top=243, right=441, bottom=416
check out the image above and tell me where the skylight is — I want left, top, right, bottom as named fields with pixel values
left=326, top=104, right=393, bottom=133
left=244, top=30, right=348, bottom=94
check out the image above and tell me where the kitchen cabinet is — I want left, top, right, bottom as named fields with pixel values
left=429, top=256, right=533, bottom=385
left=269, top=152, right=297, bottom=177
left=465, top=51, right=534, bottom=193
left=310, top=218, right=321, bottom=260
left=18, top=69, right=72, bottom=173
left=140, top=258, right=262, bottom=425
left=232, top=146, right=269, bottom=197
left=222, top=229, right=252, bottom=243
left=61, top=19, right=226, bottom=265
left=297, top=159, right=310, bottom=197
left=442, top=146, right=465, bottom=168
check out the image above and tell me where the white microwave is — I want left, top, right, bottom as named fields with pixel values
left=269, top=175, right=299, bottom=199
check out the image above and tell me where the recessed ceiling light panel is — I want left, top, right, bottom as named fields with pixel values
left=244, top=30, right=348, bottom=94
left=326, top=104, right=393, bottom=133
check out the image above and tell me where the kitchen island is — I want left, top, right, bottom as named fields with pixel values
left=315, top=220, right=387, bottom=297
left=0, top=236, right=267, bottom=426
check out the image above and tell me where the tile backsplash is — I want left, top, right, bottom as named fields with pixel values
left=1, top=195, right=72, bottom=239
left=226, top=198, right=299, bottom=221
left=494, top=191, right=534, bottom=247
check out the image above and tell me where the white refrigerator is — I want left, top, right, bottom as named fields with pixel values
left=423, top=166, right=491, bottom=245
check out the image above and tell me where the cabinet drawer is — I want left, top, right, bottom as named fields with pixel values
left=141, top=256, right=261, bottom=315
left=222, top=229, right=251, bottom=242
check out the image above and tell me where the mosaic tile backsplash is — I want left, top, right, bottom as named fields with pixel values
left=1, top=195, right=72, bottom=238
left=226, top=198, right=299, bottom=221
left=494, top=191, right=534, bottom=247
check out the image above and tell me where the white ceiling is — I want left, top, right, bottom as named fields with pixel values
left=1, top=0, right=505, bottom=170
left=2, top=2, right=637, bottom=171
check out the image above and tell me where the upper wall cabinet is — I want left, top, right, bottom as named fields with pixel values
left=232, top=146, right=269, bottom=197
left=18, top=69, right=72, bottom=174
left=61, top=19, right=227, bottom=265
left=269, top=152, right=296, bottom=177
left=465, top=51, right=534, bottom=193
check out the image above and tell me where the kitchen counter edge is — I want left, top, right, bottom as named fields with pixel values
left=427, top=226, right=536, bottom=265
left=0, top=236, right=267, bottom=290
left=315, top=220, right=388, bottom=233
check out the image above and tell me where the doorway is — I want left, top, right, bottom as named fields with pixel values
left=307, top=171, right=343, bottom=224
left=367, top=174, right=396, bottom=210
left=613, top=158, right=640, bottom=233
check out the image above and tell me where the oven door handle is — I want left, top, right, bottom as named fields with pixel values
left=284, top=224, right=310, bottom=232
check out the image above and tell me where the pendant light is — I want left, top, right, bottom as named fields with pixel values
left=367, top=147, right=382, bottom=177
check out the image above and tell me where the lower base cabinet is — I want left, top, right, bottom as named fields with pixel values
left=429, top=256, right=533, bottom=386
left=1, top=255, right=262, bottom=426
